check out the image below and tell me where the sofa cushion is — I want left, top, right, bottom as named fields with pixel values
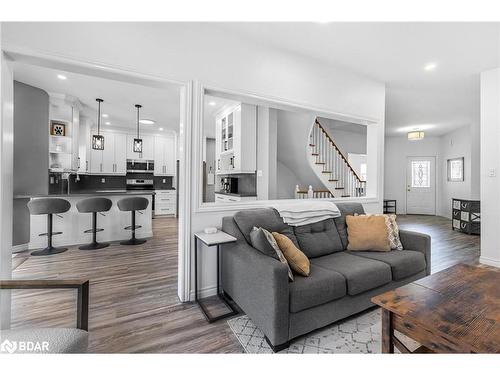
left=250, top=227, right=280, bottom=260
left=234, top=208, right=298, bottom=246
left=333, top=203, right=366, bottom=249
left=350, top=250, right=426, bottom=281
left=311, top=252, right=392, bottom=296
left=273, top=232, right=310, bottom=276
left=346, top=215, right=391, bottom=252
left=289, top=264, right=346, bottom=313
left=293, top=219, right=344, bottom=258
left=0, top=328, right=88, bottom=353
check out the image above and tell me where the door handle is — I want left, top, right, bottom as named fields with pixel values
left=86, top=160, right=88, bottom=171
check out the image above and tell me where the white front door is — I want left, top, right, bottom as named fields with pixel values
left=406, top=156, right=436, bottom=215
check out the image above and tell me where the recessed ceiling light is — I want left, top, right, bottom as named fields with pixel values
left=424, top=62, right=437, bottom=71
left=102, top=114, right=109, bottom=118
left=57, top=74, right=67, bottom=80
left=139, top=119, right=155, bottom=125
left=159, top=127, right=164, bottom=131
left=208, top=101, right=216, bottom=106
left=105, top=121, right=111, bottom=125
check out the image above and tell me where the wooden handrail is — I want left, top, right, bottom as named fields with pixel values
left=314, top=119, right=365, bottom=183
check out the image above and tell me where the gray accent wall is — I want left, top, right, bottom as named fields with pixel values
left=13, top=81, right=49, bottom=246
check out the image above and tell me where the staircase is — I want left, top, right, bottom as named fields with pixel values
left=300, top=119, right=366, bottom=198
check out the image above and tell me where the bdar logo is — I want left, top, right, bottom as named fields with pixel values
left=1, top=339, right=17, bottom=354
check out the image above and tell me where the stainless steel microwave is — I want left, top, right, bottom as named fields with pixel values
left=126, top=159, right=154, bottom=173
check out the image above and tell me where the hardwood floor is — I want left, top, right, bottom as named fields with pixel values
left=9, top=214, right=480, bottom=353
left=10, top=216, right=243, bottom=353
left=397, top=215, right=480, bottom=273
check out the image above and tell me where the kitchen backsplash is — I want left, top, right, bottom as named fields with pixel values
left=48, top=172, right=174, bottom=193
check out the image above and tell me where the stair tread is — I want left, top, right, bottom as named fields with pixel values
left=321, top=171, right=332, bottom=174
left=328, top=179, right=338, bottom=182
left=309, top=144, right=315, bottom=147
left=311, top=153, right=319, bottom=156
left=315, top=162, right=326, bottom=165
left=341, top=195, right=351, bottom=197
left=335, top=187, right=345, bottom=189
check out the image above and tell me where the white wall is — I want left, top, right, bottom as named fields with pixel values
left=384, top=135, right=441, bottom=215
left=0, top=49, right=14, bottom=329
left=439, top=126, right=472, bottom=218
left=385, top=125, right=478, bottom=218
left=480, top=68, right=500, bottom=267
left=2, top=23, right=387, bottom=300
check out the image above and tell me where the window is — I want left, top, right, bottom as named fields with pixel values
left=411, top=160, right=430, bottom=188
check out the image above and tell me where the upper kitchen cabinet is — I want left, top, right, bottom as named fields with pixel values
left=154, top=135, right=176, bottom=175
left=215, top=103, right=256, bottom=174
left=127, top=134, right=154, bottom=160
left=90, top=131, right=127, bottom=175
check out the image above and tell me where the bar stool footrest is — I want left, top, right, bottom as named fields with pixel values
left=38, top=231, right=63, bottom=237
left=83, top=228, right=104, bottom=234
left=124, top=225, right=142, bottom=231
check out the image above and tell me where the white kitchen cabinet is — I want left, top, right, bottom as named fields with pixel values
left=215, top=103, right=256, bottom=174
left=78, top=116, right=91, bottom=173
left=155, top=189, right=176, bottom=216
left=154, top=135, right=176, bottom=175
left=214, top=193, right=257, bottom=203
left=127, top=134, right=154, bottom=160
left=89, top=131, right=127, bottom=175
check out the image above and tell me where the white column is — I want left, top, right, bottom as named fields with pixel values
left=480, top=68, right=500, bottom=267
left=0, top=46, right=15, bottom=329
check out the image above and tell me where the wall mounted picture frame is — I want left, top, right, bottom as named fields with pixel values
left=447, top=157, right=464, bottom=182
left=50, top=121, right=66, bottom=136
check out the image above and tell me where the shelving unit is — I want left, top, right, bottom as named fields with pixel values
left=49, top=118, right=73, bottom=172
left=383, top=199, right=397, bottom=214
left=452, top=198, right=480, bottom=235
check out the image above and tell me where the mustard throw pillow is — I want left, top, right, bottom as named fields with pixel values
left=346, top=215, right=390, bottom=252
left=272, top=232, right=310, bottom=276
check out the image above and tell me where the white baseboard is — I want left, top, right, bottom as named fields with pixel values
left=479, top=256, right=500, bottom=268
left=188, top=285, right=218, bottom=302
left=12, top=243, right=29, bottom=253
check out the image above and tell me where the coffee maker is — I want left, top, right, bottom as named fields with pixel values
left=221, top=177, right=238, bottom=194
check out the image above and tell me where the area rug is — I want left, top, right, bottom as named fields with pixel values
left=227, top=308, right=419, bottom=353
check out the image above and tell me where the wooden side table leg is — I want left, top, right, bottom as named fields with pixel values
left=382, top=309, right=394, bottom=353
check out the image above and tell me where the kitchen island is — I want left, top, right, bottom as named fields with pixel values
left=15, top=191, right=154, bottom=250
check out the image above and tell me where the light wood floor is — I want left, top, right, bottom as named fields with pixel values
left=10, top=214, right=480, bottom=353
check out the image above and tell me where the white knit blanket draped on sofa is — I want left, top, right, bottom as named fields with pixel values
left=271, top=201, right=341, bottom=226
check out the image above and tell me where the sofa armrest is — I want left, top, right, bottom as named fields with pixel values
left=399, top=229, right=431, bottom=275
left=221, top=217, right=290, bottom=346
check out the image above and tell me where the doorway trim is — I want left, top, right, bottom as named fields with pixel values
left=0, top=47, right=193, bottom=302
left=405, top=155, right=437, bottom=215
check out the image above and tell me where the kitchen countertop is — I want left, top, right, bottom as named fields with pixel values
left=215, top=191, right=257, bottom=197
left=14, top=190, right=156, bottom=199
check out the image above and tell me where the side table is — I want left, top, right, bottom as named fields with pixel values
left=194, top=231, right=239, bottom=323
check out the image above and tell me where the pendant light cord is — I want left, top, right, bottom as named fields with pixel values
left=136, top=104, right=142, bottom=139
left=96, top=98, right=103, bottom=136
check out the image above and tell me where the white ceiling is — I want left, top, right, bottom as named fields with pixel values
left=217, top=22, right=499, bottom=135
left=13, top=62, right=181, bottom=133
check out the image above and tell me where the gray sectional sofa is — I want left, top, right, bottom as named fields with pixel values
left=221, top=203, right=431, bottom=352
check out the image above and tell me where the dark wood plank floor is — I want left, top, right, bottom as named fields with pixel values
left=9, top=214, right=480, bottom=353
left=10, top=216, right=243, bottom=353
left=397, top=215, right=480, bottom=273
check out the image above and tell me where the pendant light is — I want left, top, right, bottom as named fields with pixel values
left=92, top=98, right=105, bottom=150
left=133, top=104, right=143, bottom=153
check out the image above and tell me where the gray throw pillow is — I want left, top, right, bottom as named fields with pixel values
left=250, top=227, right=294, bottom=281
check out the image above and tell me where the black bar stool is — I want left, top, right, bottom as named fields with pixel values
left=27, top=198, right=71, bottom=256
left=76, top=197, right=113, bottom=250
left=117, top=197, right=149, bottom=245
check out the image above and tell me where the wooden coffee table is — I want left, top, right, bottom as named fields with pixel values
left=372, top=263, right=500, bottom=353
